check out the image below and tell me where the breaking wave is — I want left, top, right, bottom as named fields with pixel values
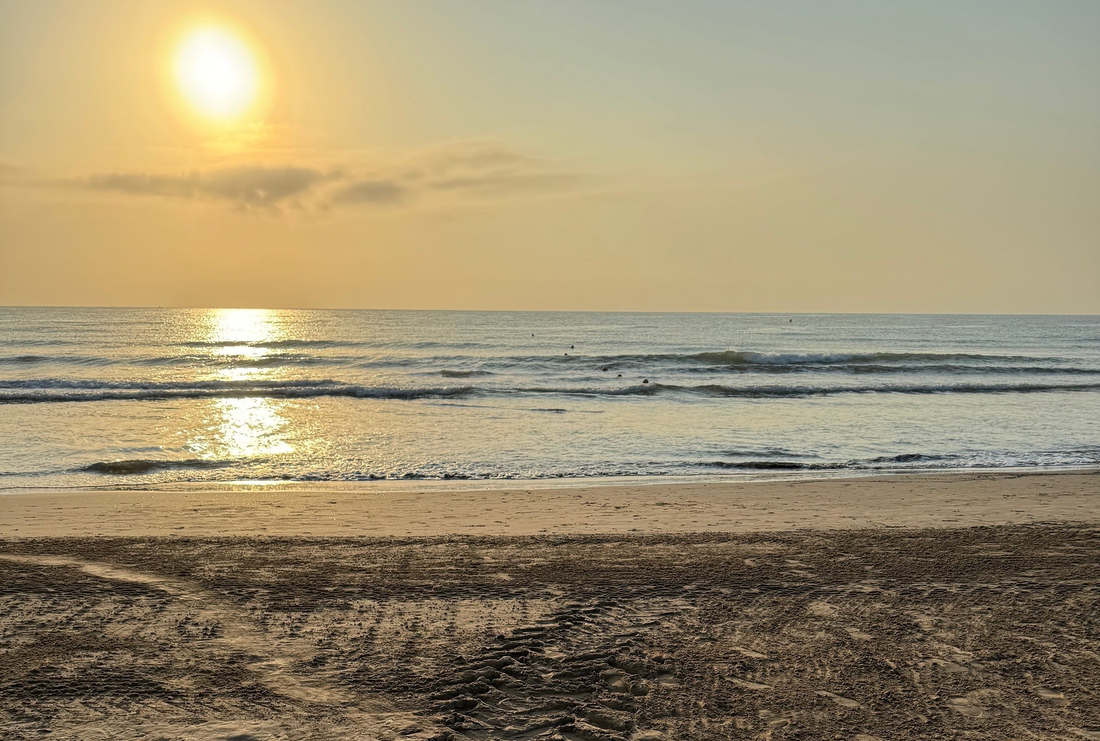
left=4, top=377, right=1098, bottom=404
left=5, top=348, right=1098, bottom=380
left=547, top=350, right=1100, bottom=375
left=79, top=459, right=234, bottom=475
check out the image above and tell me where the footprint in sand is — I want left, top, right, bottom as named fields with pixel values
left=816, top=690, right=862, bottom=709
left=1034, top=687, right=1070, bottom=707
left=807, top=601, right=838, bottom=618
left=732, top=645, right=768, bottom=659
left=655, top=671, right=679, bottom=687
left=911, top=613, right=937, bottom=632
left=920, top=657, right=967, bottom=674
left=948, top=697, right=986, bottom=718
left=730, top=677, right=772, bottom=691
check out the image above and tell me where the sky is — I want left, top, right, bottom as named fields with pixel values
left=1, top=0, right=1098, bottom=313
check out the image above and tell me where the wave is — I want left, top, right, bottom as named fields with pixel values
left=6, top=347, right=1098, bottom=378
left=181, top=339, right=363, bottom=349
left=0, top=354, right=114, bottom=366
left=0, top=339, right=76, bottom=347
left=0, top=378, right=476, bottom=404
left=519, top=381, right=1100, bottom=398
left=0, top=352, right=354, bottom=368
left=440, top=370, right=494, bottom=378
left=177, top=339, right=496, bottom=351
left=0, top=355, right=54, bottom=365
left=687, top=350, right=1044, bottom=365
left=704, top=460, right=842, bottom=470
left=866, top=452, right=952, bottom=464
left=13, top=448, right=1099, bottom=482
left=693, top=381, right=1100, bottom=397
left=79, top=459, right=233, bottom=475
left=555, top=350, right=1100, bottom=373
left=468, top=350, right=1100, bottom=377
left=3, top=376, right=1099, bottom=404
left=701, top=450, right=1099, bottom=471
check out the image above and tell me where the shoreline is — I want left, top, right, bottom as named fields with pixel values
left=5, top=462, right=1099, bottom=493
left=2, top=468, right=1096, bottom=538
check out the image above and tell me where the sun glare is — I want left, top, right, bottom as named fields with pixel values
left=174, top=26, right=260, bottom=120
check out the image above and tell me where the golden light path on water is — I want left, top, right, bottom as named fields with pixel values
left=1, top=310, right=1098, bottom=488
left=195, top=309, right=293, bottom=460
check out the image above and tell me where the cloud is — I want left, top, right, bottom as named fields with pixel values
left=53, top=141, right=587, bottom=213
left=430, top=170, right=584, bottom=195
left=406, top=141, right=537, bottom=177
left=330, top=179, right=407, bottom=205
left=329, top=144, right=579, bottom=205
left=82, top=166, right=338, bottom=209
left=398, top=141, right=582, bottom=197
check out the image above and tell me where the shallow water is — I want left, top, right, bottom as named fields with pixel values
left=0, top=308, right=1097, bottom=488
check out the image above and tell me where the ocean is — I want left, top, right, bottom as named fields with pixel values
left=1, top=308, right=1098, bottom=489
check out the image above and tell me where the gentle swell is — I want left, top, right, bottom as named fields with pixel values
left=5, top=348, right=1099, bottom=377
left=180, top=339, right=360, bottom=349
left=2, top=378, right=1098, bottom=404
left=686, top=350, right=1047, bottom=366
left=440, top=370, right=494, bottom=378
left=0, top=379, right=475, bottom=404
left=520, top=381, right=1100, bottom=398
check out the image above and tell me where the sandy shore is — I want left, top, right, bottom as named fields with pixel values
left=1, top=469, right=1098, bottom=537
left=2, top=471, right=1099, bottom=740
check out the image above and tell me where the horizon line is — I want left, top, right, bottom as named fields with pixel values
left=0, top=305, right=1097, bottom=318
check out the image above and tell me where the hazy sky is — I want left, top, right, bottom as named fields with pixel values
left=1, top=0, right=1098, bottom=312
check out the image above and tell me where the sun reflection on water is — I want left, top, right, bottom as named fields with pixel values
left=195, top=309, right=294, bottom=461
left=208, top=308, right=280, bottom=358
left=212, top=397, right=293, bottom=457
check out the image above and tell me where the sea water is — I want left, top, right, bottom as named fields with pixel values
left=1, top=308, right=1098, bottom=489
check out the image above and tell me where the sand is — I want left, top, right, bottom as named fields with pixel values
left=1, top=470, right=1099, bottom=740
left=1, top=470, right=1098, bottom=538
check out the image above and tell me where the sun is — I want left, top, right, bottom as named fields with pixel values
left=173, top=26, right=260, bottom=121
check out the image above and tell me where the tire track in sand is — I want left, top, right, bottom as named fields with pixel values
left=0, top=554, right=445, bottom=740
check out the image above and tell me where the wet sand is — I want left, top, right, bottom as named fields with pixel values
left=1, top=472, right=1098, bottom=740
left=2, top=470, right=1098, bottom=537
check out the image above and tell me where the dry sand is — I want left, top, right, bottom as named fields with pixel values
left=1, top=471, right=1098, bottom=740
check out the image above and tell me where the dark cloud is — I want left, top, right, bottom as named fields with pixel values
left=58, top=141, right=585, bottom=213
left=83, top=166, right=337, bottom=208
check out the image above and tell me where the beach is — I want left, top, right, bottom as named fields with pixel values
left=5, top=0, right=1099, bottom=736
left=2, top=471, right=1098, bottom=740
